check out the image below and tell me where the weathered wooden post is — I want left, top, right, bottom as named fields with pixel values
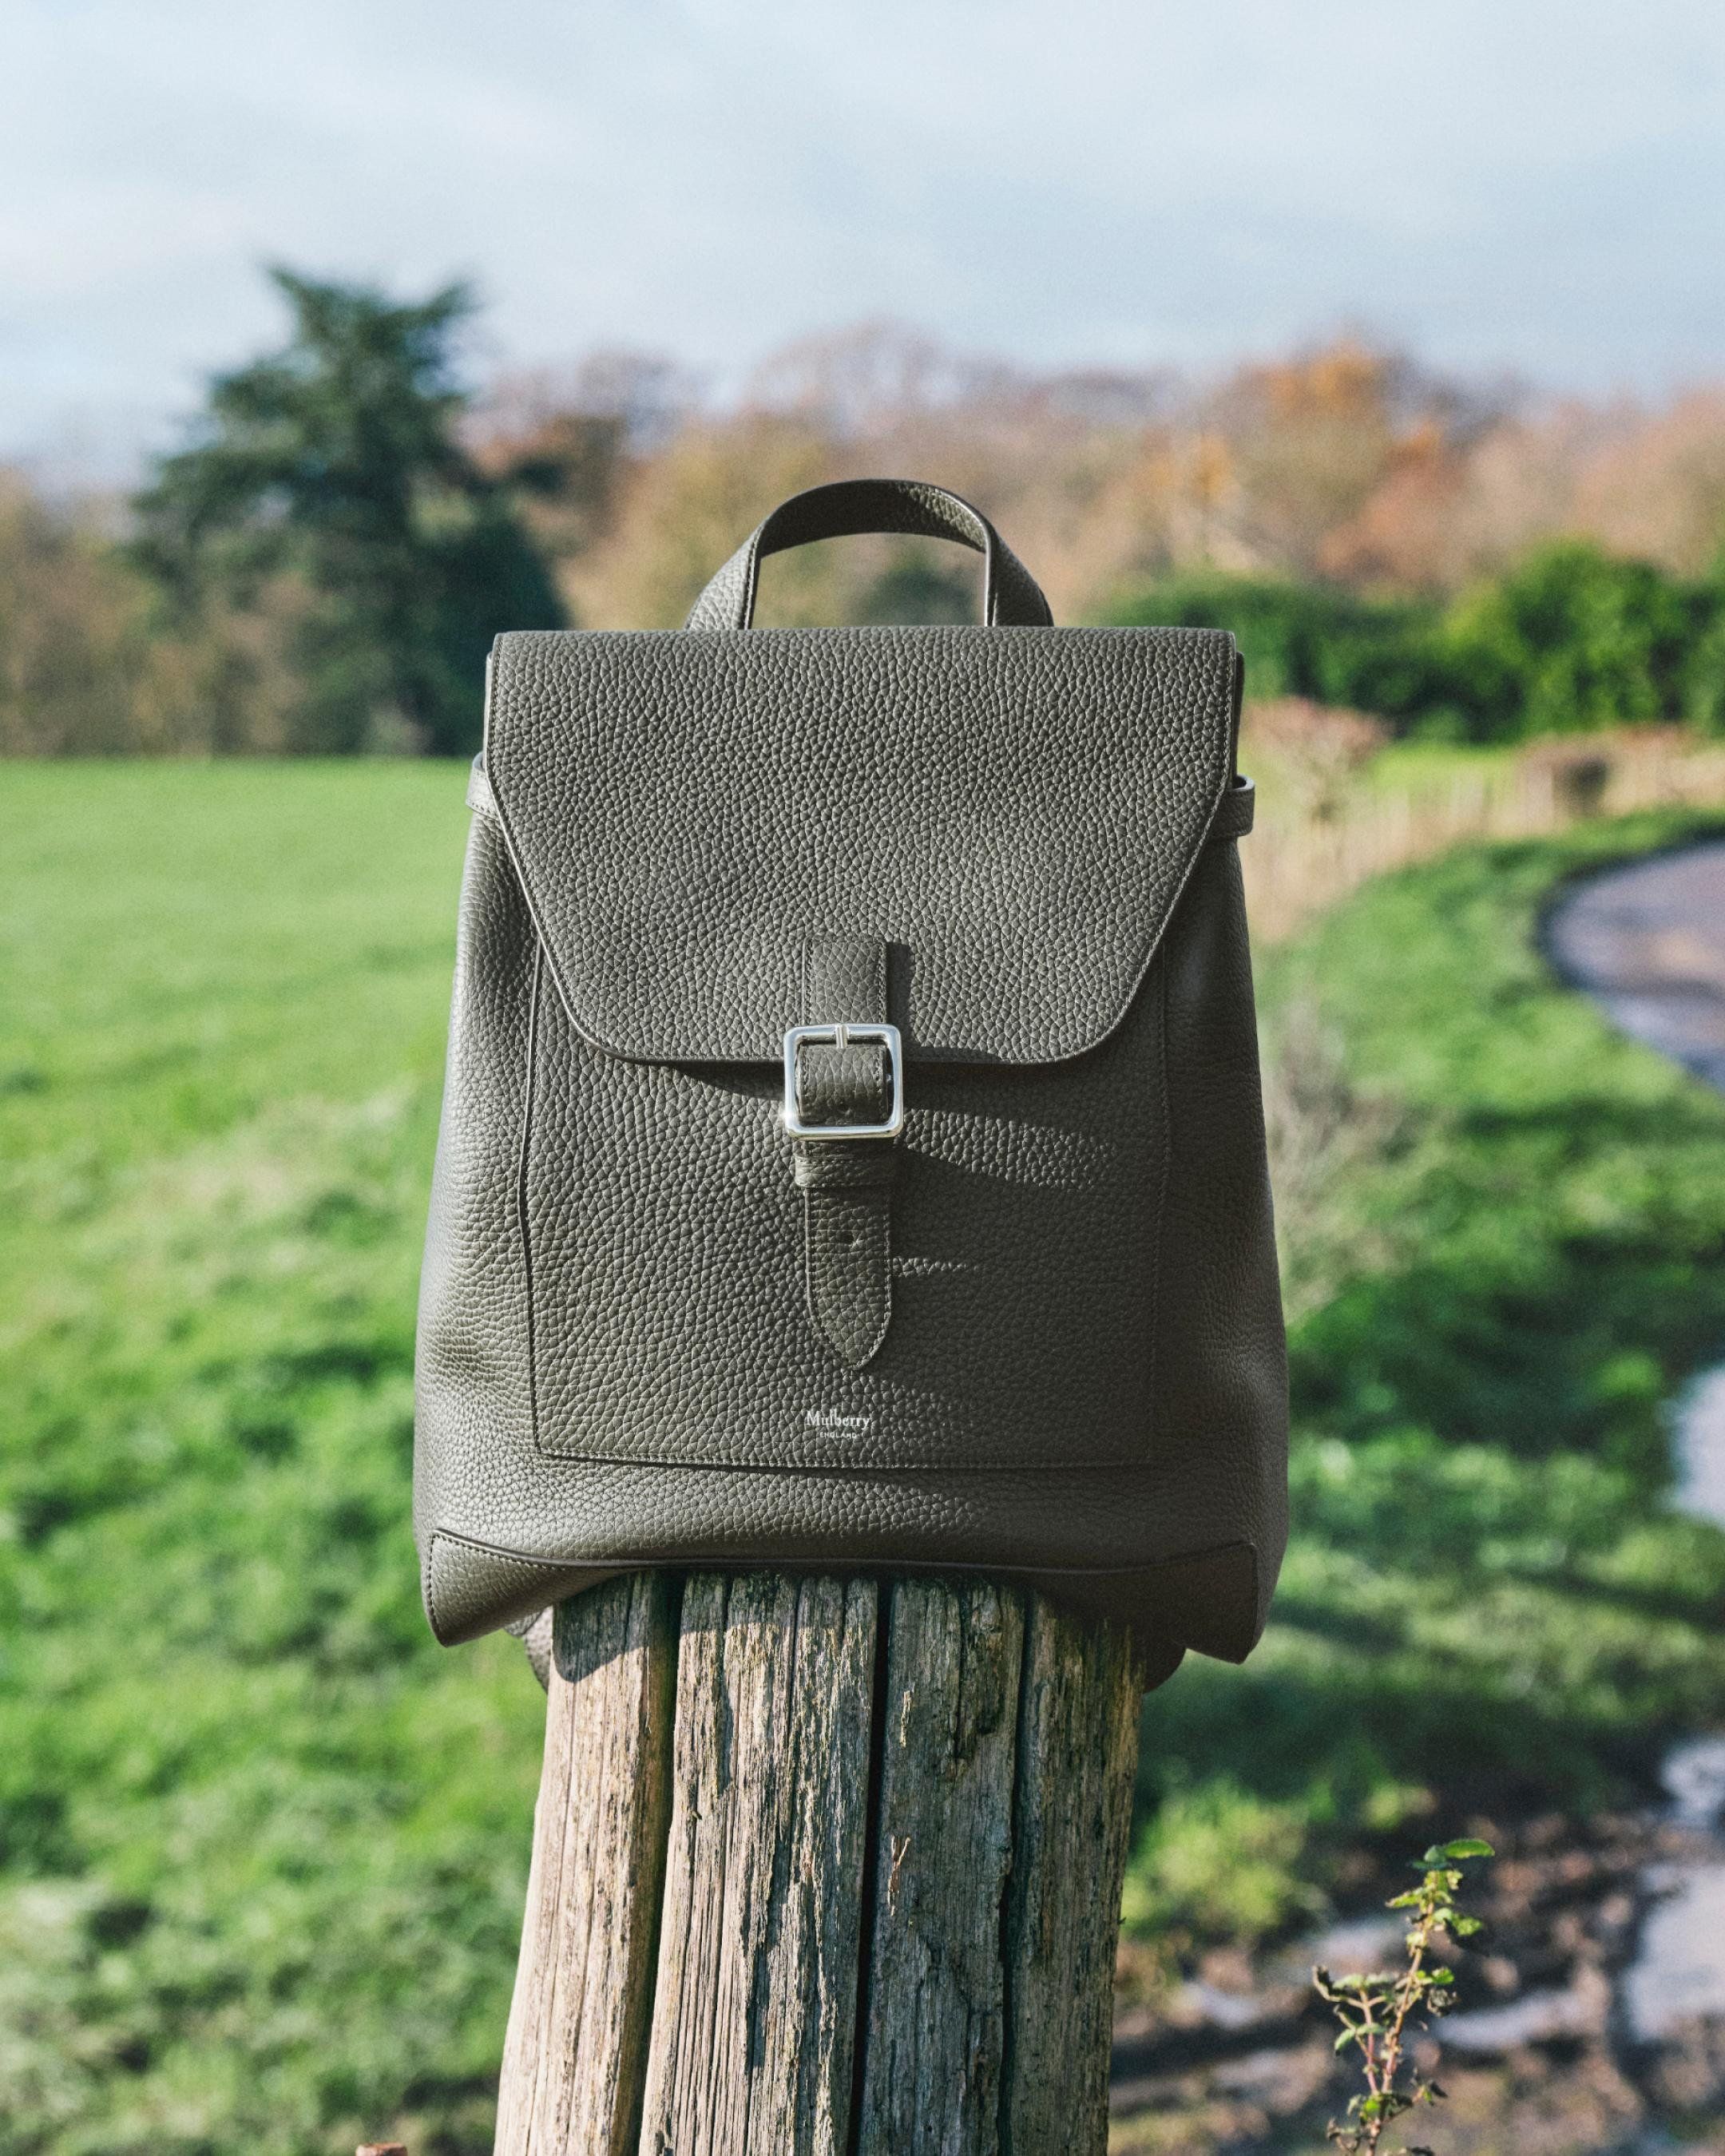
left=493, top=1571, right=1147, bottom=2156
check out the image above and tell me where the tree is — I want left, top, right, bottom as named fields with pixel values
left=0, top=475, right=151, bottom=754
left=133, top=269, right=565, bottom=754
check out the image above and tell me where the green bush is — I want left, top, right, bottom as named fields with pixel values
left=1445, top=541, right=1706, bottom=736
left=1109, top=541, right=1725, bottom=743
left=1104, top=570, right=1445, bottom=715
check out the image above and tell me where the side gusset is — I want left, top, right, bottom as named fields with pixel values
left=1151, top=834, right=1290, bottom=1647
left=414, top=810, right=541, bottom=1639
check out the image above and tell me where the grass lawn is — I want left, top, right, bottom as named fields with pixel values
left=1, top=763, right=536, bottom=2156
left=1128, top=811, right=1725, bottom=1945
left=4, top=763, right=1725, bottom=2150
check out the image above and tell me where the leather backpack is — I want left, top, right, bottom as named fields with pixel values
left=414, top=478, right=1287, bottom=1686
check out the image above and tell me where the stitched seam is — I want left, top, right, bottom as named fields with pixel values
left=529, top=1442, right=1203, bottom=1473
left=801, top=1186, right=827, bottom=1355
left=1147, top=949, right=1172, bottom=1452
left=799, top=933, right=894, bottom=1366
left=518, top=946, right=544, bottom=1456
left=860, top=1203, right=890, bottom=1362
left=797, top=934, right=825, bottom=1356
left=430, top=1527, right=550, bottom=1580
left=427, top=1529, right=549, bottom=1639
left=431, top=1520, right=1255, bottom=1584
left=871, top=931, right=893, bottom=1360
left=802, top=1183, right=891, bottom=1368
left=425, top=1533, right=446, bottom=1637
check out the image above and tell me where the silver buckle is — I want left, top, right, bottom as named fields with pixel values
left=783, top=1022, right=905, bottom=1140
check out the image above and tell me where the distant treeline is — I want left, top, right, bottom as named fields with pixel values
left=7, top=274, right=1725, bottom=755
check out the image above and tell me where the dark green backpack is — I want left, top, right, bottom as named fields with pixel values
left=414, top=479, right=1287, bottom=1686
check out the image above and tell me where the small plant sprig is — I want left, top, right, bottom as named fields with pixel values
left=1314, top=1837, right=1493, bottom=2156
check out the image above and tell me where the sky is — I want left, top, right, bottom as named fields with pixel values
left=5, top=0, right=1725, bottom=478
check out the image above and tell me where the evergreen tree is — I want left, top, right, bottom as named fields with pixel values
left=134, top=269, right=565, bottom=753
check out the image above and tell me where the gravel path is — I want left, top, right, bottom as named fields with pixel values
left=1545, top=838, right=1725, bottom=1090
left=1549, top=838, right=1725, bottom=2075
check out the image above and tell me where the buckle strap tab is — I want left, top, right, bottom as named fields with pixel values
left=790, top=934, right=899, bottom=1368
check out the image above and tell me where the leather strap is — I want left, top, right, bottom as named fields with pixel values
left=466, top=753, right=498, bottom=818
left=684, top=478, right=1054, bottom=632
left=1211, top=775, right=1255, bottom=841
left=791, top=933, right=898, bottom=1367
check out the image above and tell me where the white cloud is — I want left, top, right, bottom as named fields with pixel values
left=2, top=0, right=1723, bottom=471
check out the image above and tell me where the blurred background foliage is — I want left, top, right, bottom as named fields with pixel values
left=12, top=275, right=1725, bottom=755
left=129, top=273, right=565, bottom=757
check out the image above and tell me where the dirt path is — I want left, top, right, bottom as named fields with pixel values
left=1549, top=841, right=1725, bottom=2080
left=1545, top=839, right=1725, bottom=1091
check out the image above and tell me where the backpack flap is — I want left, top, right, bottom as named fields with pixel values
left=482, top=624, right=1241, bottom=1068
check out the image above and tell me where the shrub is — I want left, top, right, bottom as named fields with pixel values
left=1104, top=570, right=1441, bottom=712
left=1122, top=1780, right=1319, bottom=1940
left=1317, top=1839, right=1493, bottom=2155
left=1680, top=586, right=1725, bottom=732
left=1110, top=541, right=1725, bottom=744
left=0, top=480, right=152, bottom=755
left=1444, top=539, right=1706, bottom=738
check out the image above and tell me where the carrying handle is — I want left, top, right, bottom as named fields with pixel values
left=683, top=478, right=1054, bottom=632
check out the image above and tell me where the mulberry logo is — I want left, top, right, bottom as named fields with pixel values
left=805, top=1407, right=874, bottom=1434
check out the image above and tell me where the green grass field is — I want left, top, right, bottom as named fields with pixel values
left=1, top=765, right=537, bottom=2155
left=4, top=764, right=1725, bottom=2153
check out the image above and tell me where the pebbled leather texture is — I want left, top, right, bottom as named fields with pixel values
left=484, top=625, right=1239, bottom=1065
left=414, top=482, right=1288, bottom=1676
